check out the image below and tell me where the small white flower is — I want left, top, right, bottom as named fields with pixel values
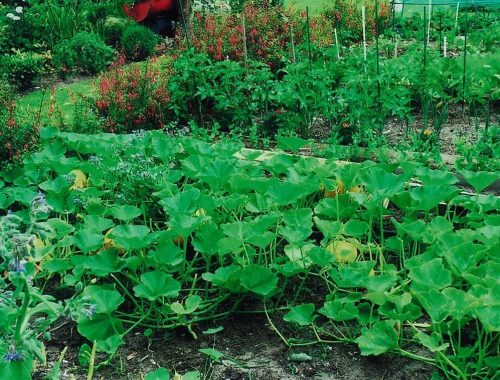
left=15, top=6, right=23, bottom=14
left=6, top=12, right=14, bottom=19
left=12, top=15, right=20, bottom=21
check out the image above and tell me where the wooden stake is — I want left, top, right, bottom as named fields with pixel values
left=306, top=6, right=312, bottom=69
left=427, top=0, right=432, bottom=46
left=334, top=28, right=340, bottom=59
left=455, top=1, right=460, bottom=30
left=242, top=12, right=248, bottom=66
left=362, top=6, right=367, bottom=61
left=290, top=24, right=296, bottom=63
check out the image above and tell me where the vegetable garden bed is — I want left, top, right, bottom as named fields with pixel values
left=1, top=129, right=498, bottom=379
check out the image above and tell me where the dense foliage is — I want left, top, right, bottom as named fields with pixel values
left=0, top=1, right=499, bottom=379
left=0, top=130, right=499, bottom=379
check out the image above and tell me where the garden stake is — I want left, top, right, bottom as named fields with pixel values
left=375, top=0, right=381, bottom=111
left=242, top=12, right=248, bottom=67
left=391, top=0, right=396, bottom=44
left=334, top=28, right=340, bottom=59
left=427, top=0, right=432, bottom=46
left=462, top=2, right=468, bottom=111
left=362, top=5, right=367, bottom=61
left=290, top=24, right=296, bottom=63
left=455, top=1, right=460, bottom=30
left=439, top=14, right=443, bottom=53
left=423, top=6, right=427, bottom=69
left=177, top=0, right=191, bottom=49
left=306, top=6, right=312, bottom=70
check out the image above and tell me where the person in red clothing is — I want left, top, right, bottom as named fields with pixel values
left=123, top=0, right=179, bottom=36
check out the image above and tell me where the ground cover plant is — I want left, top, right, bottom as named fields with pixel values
left=0, top=129, right=499, bottom=379
left=1, top=0, right=500, bottom=379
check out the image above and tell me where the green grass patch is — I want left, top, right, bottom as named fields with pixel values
left=17, top=79, right=95, bottom=125
left=286, top=0, right=326, bottom=14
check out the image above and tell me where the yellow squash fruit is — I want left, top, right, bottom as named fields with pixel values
left=326, top=240, right=358, bottom=264
left=69, top=169, right=87, bottom=190
left=104, top=228, right=119, bottom=250
left=322, top=179, right=345, bottom=198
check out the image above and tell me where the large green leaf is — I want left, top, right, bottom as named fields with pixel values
left=415, top=290, right=451, bottom=323
left=202, top=265, right=243, bottom=292
left=281, top=208, right=312, bottom=245
left=356, top=320, right=399, bottom=356
left=319, top=299, right=359, bottom=321
left=475, top=289, right=500, bottom=333
left=240, top=265, right=278, bottom=296
left=408, top=258, right=452, bottom=291
left=77, top=314, right=124, bottom=342
left=284, top=304, right=315, bottom=326
left=266, top=180, right=316, bottom=207
left=72, top=229, right=103, bottom=254
left=361, top=167, right=404, bottom=200
left=108, top=205, right=142, bottom=222
left=460, top=170, right=498, bottom=193
left=159, top=188, right=200, bottom=215
left=110, top=225, right=153, bottom=250
left=197, top=159, right=236, bottom=191
left=133, top=271, right=181, bottom=301
left=82, top=286, right=124, bottom=315
left=82, top=249, right=126, bottom=277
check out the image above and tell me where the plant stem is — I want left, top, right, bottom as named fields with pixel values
left=264, top=302, right=289, bottom=347
left=14, top=277, right=30, bottom=344
left=86, top=341, right=97, bottom=380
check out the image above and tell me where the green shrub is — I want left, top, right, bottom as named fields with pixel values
left=120, top=24, right=159, bottom=61
left=0, top=51, right=45, bottom=90
left=103, top=17, right=133, bottom=46
left=53, top=32, right=115, bottom=75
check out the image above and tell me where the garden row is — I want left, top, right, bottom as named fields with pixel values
left=0, top=129, right=498, bottom=378
left=3, top=44, right=498, bottom=170
left=2, top=2, right=499, bottom=168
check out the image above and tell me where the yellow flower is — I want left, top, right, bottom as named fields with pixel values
left=423, top=128, right=433, bottom=136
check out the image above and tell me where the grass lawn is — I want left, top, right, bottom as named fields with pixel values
left=285, top=0, right=326, bottom=14
left=17, top=79, right=95, bottom=125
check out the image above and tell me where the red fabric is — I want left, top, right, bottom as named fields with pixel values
left=150, top=0, right=173, bottom=12
left=123, top=1, right=150, bottom=22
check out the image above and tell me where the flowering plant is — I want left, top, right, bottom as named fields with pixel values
left=95, top=55, right=173, bottom=133
left=0, top=192, right=61, bottom=379
left=187, top=0, right=304, bottom=66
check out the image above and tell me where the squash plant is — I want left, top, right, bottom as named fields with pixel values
left=0, top=129, right=498, bottom=378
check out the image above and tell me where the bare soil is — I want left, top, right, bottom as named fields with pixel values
left=34, top=312, right=435, bottom=380
left=308, top=104, right=499, bottom=157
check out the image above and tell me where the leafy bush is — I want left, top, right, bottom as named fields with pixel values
left=169, top=51, right=274, bottom=131
left=120, top=24, right=159, bottom=61
left=0, top=51, right=45, bottom=90
left=95, top=57, right=172, bottom=133
left=103, top=16, right=133, bottom=46
left=52, top=32, right=115, bottom=75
